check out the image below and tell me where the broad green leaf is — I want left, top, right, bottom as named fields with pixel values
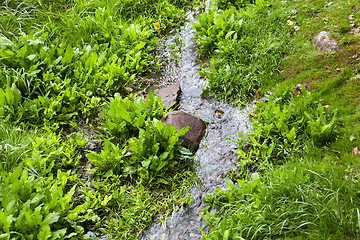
left=27, top=54, right=37, bottom=61
left=5, top=85, right=14, bottom=106
left=286, top=127, right=296, bottom=143
left=251, top=172, right=260, bottom=182
left=124, top=166, right=136, bottom=175
left=10, top=179, right=22, bottom=195
left=10, top=163, right=23, bottom=182
left=0, top=233, right=10, bottom=240
left=0, top=36, right=14, bottom=47
left=11, top=84, right=22, bottom=106
left=16, top=45, right=28, bottom=58
left=50, top=229, right=66, bottom=240
left=37, top=224, right=51, bottom=240
left=0, top=210, right=10, bottom=232
left=44, top=212, right=60, bottom=225
left=61, top=45, right=74, bottom=64
left=0, top=89, right=6, bottom=106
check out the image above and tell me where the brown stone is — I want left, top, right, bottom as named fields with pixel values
left=164, top=111, right=206, bottom=150
left=158, top=83, right=181, bottom=108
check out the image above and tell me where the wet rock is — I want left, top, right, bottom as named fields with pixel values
left=312, top=31, right=339, bottom=53
left=158, top=82, right=181, bottom=108
left=163, top=111, right=206, bottom=150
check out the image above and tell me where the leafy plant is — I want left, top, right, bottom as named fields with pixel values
left=192, top=1, right=290, bottom=102
left=0, top=163, right=83, bottom=239
left=127, top=119, right=191, bottom=186
left=89, top=92, right=193, bottom=187
left=230, top=85, right=338, bottom=175
left=100, top=90, right=167, bottom=142
left=199, top=160, right=360, bottom=239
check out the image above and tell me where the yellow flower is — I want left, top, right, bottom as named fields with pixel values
left=154, top=22, right=161, bottom=33
left=287, top=20, right=294, bottom=26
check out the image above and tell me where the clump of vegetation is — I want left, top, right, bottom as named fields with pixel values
left=198, top=0, right=360, bottom=239
left=192, top=0, right=290, bottom=103
left=0, top=0, right=192, bottom=125
left=230, top=85, right=338, bottom=175
left=0, top=0, right=198, bottom=238
left=200, top=160, right=360, bottom=239
left=88, top=91, right=193, bottom=187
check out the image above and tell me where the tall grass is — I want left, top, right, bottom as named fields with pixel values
left=192, top=0, right=290, bottom=103
left=0, top=121, right=40, bottom=172
left=201, top=157, right=360, bottom=239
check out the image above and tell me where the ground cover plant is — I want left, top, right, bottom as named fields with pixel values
left=0, top=0, right=192, bottom=125
left=192, top=0, right=290, bottom=103
left=0, top=0, right=199, bottom=239
left=198, top=0, right=360, bottom=239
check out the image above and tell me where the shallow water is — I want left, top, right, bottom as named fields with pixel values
left=141, top=6, right=252, bottom=240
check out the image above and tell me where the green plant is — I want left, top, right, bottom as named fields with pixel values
left=127, top=119, right=191, bottom=186
left=100, top=91, right=167, bottom=142
left=199, top=160, right=360, bottom=239
left=192, top=1, right=290, bottom=102
left=230, top=85, right=338, bottom=175
left=90, top=92, right=193, bottom=187
left=0, top=163, right=83, bottom=239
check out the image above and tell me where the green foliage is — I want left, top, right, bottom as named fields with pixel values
left=127, top=119, right=191, bottom=186
left=192, top=1, right=290, bottom=102
left=0, top=0, right=193, bottom=126
left=71, top=170, right=196, bottom=239
left=199, top=160, right=360, bottom=239
left=214, top=0, right=254, bottom=9
left=100, top=91, right=166, bottom=142
left=0, top=30, right=153, bottom=125
left=0, top=164, right=83, bottom=239
left=89, top=92, right=192, bottom=187
left=230, top=86, right=338, bottom=174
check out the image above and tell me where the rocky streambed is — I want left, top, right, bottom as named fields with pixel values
left=141, top=5, right=252, bottom=240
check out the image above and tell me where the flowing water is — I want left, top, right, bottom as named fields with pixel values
left=141, top=4, right=252, bottom=240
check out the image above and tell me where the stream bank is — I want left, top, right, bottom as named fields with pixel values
left=142, top=5, right=252, bottom=240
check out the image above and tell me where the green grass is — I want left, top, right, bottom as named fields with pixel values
left=201, top=156, right=360, bottom=239
left=2, top=0, right=360, bottom=238
left=198, top=0, right=360, bottom=239
left=0, top=122, right=40, bottom=172
left=0, top=0, right=198, bottom=239
left=192, top=0, right=290, bottom=103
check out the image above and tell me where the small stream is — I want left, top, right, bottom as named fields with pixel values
left=141, top=4, right=252, bottom=240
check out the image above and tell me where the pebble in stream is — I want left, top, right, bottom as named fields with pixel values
left=142, top=7, right=252, bottom=240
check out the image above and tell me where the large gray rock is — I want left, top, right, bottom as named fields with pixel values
left=158, top=83, right=181, bottom=108
left=312, top=31, right=339, bottom=53
left=163, top=111, right=206, bottom=150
